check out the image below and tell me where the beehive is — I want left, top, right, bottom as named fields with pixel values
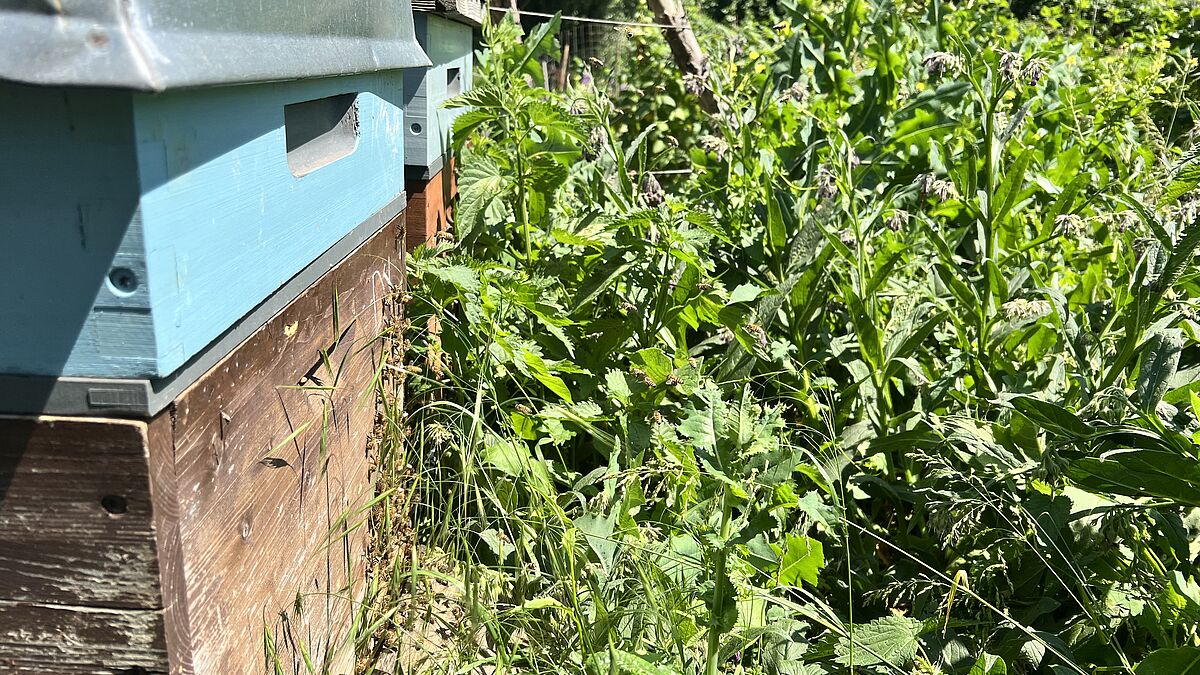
left=0, top=0, right=430, bottom=414
left=405, top=0, right=483, bottom=180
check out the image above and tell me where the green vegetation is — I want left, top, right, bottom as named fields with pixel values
left=363, top=1, right=1200, bottom=672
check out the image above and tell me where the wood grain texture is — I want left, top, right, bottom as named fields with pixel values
left=0, top=415, right=170, bottom=673
left=0, top=601, right=168, bottom=674
left=405, top=168, right=456, bottom=250
left=0, top=416, right=160, bottom=609
left=166, top=218, right=400, bottom=673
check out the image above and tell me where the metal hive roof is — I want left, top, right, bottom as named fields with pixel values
left=0, top=0, right=433, bottom=90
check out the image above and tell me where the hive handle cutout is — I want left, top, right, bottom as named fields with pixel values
left=284, top=93, right=360, bottom=177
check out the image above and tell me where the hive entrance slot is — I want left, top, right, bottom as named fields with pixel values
left=284, top=93, right=360, bottom=177
left=447, top=67, right=462, bottom=98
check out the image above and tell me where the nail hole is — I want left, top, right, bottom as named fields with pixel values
left=107, top=267, right=138, bottom=296
left=100, top=495, right=128, bottom=516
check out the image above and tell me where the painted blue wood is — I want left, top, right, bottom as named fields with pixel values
left=0, top=72, right=406, bottom=379
left=404, top=14, right=475, bottom=171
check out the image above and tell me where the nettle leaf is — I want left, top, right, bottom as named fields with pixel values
left=777, top=535, right=824, bottom=587
left=587, top=650, right=679, bottom=675
left=834, top=616, right=926, bottom=668
left=1136, top=647, right=1200, bottom=674
left=632, top=347, right=674, bottom=384
left=729, top=282, right=764, bottom=305
left=1163, top=148, right=1200, bottom=204
left=456, top=150, right=511, bottom=234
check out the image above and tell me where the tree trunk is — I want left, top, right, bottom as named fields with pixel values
left=645, top=0, right=718, bottom=114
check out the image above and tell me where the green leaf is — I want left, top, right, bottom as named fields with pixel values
left=729, top=283, right=764, bottom=305
left=587, top=650, right=680, bottom=675
left=777, top=535, right=824, bottom=587
left=575, top=510, right=618, bottom=571
left=631, top=347, right=674, bottom=384
left=523, top=351, right=573, bottom=403
left=834, top=616, right=925, bottom=668
left=1163, top=149, right=1200, bottom=204
left=994, top=147, right=1033, bottom=225
left=969, top=653, right=1007, bottom=675
left=1137, top=329, right=1184, bottom=412
left=1068, top=448, right=1200, bottom=506
left=1009, top=395, right=1095, bottom=439
left=1136, top=647, right=1200, bottom=674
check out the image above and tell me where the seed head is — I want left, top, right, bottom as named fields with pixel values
left=923, top=51, right=963, bottom=78
left=1001, top=298, right=1051, bottom=321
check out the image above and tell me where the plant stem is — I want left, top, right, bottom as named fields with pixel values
left=704, top=486, right=734, bottom=675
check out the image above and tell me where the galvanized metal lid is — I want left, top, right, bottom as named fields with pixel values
left=413, top=0, right=484, bottom=25
left=0, top=0, right=433, bottom=90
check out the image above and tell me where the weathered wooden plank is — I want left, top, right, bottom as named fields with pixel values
left=0, top=416, right=160, bottom=609
left=0, top=601, right=168, bottom=674
left=406, top=168, right=452, bottom=250
left=166, top=219, right=399, bottom=673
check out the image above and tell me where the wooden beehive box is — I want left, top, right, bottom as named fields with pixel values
left=405, top=0, right=483, bottom=180
left=0, top=1, right=431, bottom=672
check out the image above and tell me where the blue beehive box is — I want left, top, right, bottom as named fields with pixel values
left=405, top=0, right=482, bottom=179
left=0, top=0, right=431, bottom=415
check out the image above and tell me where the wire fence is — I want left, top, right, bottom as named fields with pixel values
left=489, top=4, right=659, bottom=93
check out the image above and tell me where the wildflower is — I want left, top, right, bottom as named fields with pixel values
left=922, top=51, right=963, bottom=78
left=817, top=165, right=838, bottom=200
left=582, top=126, right=607, bottom=162
left=1024, top=58, right=1050, bottom=86
left=916, top=173, right=955, bottom=202
left=998, top=49, right=1023, bottom=83
left=1055, top=213, right=1087, bottom=237
left=641, top=173, right=665, bottom=207
left=683, top=72, right=707, bottom=95
left=782, top=79, right=808, bottom=104
left=699, top=134, right=730, bottom=159
left=1001, top=298, right=1051, bottom=321
left=580, top=69, right=594, bottom=89
left=886, top=209, right=910, bottom=232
